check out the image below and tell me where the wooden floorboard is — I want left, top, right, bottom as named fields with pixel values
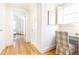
left=1, top=43, right=56, bottom=55
left=44, top=49, right=56, bottom=55
left=0, top=36, right=56, bottom=55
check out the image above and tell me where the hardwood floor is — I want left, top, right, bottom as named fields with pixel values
left=0, top=35, right=56, bottom=55
left=1, top=43, right=56, bottom=55
left=44, top=49, right=56, bottom=55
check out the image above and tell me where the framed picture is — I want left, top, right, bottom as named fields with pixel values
left=48, top=10, right=57, bottom=25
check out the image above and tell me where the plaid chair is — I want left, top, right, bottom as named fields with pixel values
left=55, top=31, right=75, bottom=55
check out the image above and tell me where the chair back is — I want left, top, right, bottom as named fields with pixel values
left=55, top=31, right=69, bottom=55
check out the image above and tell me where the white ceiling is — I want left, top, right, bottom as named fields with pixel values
left=60, top=3, right=75, bottom=8
left=7, top=3, right=37, bottom=11
left=7, top=3, right=74, bottom=11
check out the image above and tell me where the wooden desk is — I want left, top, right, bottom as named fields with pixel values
left=69, top=36, right=79, bottom=55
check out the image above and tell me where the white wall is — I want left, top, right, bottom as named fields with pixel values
left=0, top=4, right=13, bottom=52
left=41, top=4, right=58, bottom=52
left=0, top=4, right=6, bottom=52
left=29, top=4, right=42, bottom=52
left=57, top=24, right=79, bottom=37
left=30, top=4, right=58, bottom=53
left=58, top=24, right=75, bottom=33
left=25, top=12, right=30, bottom=42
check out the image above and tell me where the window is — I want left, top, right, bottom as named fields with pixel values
left=64, top=4, right=79, bottom=24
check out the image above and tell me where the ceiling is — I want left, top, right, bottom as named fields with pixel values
left=7, top=3, right=37, bottom=11
left=7, top=3, right=75, bottom=11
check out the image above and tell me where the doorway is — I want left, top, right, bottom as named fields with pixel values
left=12, top=9, right=26, bottom=47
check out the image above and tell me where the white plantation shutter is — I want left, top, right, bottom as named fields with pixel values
left=64, top=4, right=79, bottom=24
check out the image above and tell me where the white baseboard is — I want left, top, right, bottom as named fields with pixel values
left=0, top=46, right=5, bottom=54
left=31, top=42, right=42, bottom=53
left=31, top=42, right=56, bottom=54
left=40, top=46, right=56, bottom=53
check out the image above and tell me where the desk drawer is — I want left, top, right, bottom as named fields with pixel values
left=69, top=36, right=79, bottom=54
left=69, top=39, right=78, bottom=45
